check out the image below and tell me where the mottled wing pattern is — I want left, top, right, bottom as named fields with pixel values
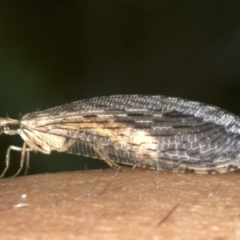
left=22, top=95, right=240, bottom=173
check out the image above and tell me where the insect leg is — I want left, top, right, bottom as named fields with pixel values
left=101, top=154, right=120, bottom=169
left=0, top=142, right=32, bottom=178
left=92, top=145, right=120, bottom=169
left=24, top=150, right=30, bottom=175
left=12, top=142, right=32, bottom=177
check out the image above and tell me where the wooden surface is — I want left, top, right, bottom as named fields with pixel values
left=0, top=168, right=240, bottom=240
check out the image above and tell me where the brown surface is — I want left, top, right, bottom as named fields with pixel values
left=0, top=168, right=240, bottom=240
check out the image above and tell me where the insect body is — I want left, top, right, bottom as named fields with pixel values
left=1, top=95, right=240, bottom=176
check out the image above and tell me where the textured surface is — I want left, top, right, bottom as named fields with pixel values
left=18, top=95, right=240, bottom=174
left=1, top=169, right=240, bottom=240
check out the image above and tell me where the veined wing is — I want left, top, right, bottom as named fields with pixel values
left=20, top=95, right=240, bottom=173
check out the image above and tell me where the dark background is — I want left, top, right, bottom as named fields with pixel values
left=0, top=1, right=240, bottom=176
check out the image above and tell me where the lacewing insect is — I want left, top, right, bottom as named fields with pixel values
left=1, top=95, right=240, bottom=177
